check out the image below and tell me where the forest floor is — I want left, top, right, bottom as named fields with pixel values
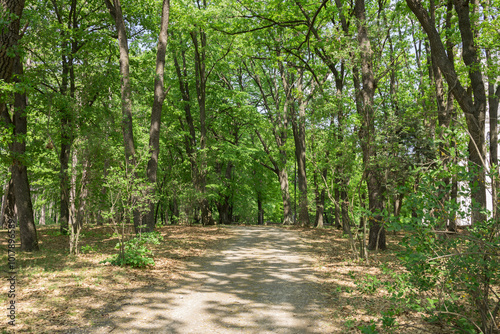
left=0, top=224, right=452, bottom=333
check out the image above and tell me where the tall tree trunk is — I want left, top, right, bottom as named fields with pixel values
left=291, top=72, right=310, bottom=227
left=51, top=0, right=78, bottom=235
left=68, top=148, right=78, bottom=255
left=445, top=0, right=458, bottom=232
left=144, top=0, right=170, bottom=232
left=58, top=118, right=72, bottom=234
left=1, top=0, right=38, bottom=251
left=104, top=0, right=136, bottom=166
left=354, top=0, right=386, bottom=250
left=11, top=60, right=39, bottom=251
left=104, top=0, right=141, bottom=231
left=407, top=0, right=487, bottom=226
left=486, top=54, right=500, bottom=220
left=191, top=30, right=212, bottom=226
left=484, top=0, right=500, bottom=222
left=172, top=47, right=199, bottom=225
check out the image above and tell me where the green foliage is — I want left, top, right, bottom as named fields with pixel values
left=358, top=320, right=378, bottom=334
left=380, top=310, right=398, bottom=329
left=355, top=274, right=382, bottom=295
left=394, top=164, right=500, bottom=333
left=80, top=244, right=95, bottom=254
left=102, top=232, right=163, bottom=268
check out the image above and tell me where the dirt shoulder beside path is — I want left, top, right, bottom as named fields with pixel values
left=90, top=226, right=336, bottom=334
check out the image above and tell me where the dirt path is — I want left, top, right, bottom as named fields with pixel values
left=92, top=226, right=335, bottom=333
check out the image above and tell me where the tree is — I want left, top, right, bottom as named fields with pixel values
left=353, top=0, right=386, bottom=250
left=0, top=0, right=39, bottom=251
left=406, top=0, right=488, bottom=226
left=143, top=0, right=170, bottom=231
left=104, top=0, right=142, bottom=231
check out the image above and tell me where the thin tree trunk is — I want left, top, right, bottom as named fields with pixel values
left=0, top=181, right=9, bottom=228
left=334, top=187, right=341, bottom=229
left=257, top=194, right=264, bottom=225
left=39, top=204, right=46, bottom=226
left=68, top=148, right=78, bottom=255
left=59, top=122, right=72, bottom=234
left=73, top=156, right=89, bottom=255
left=144, top=0, right=170, bottom=232
left=1, top=179, right=15, bottom=229
left=313, top=169, right=325, bottom=228
left=485, top=44, right=500, bottom=221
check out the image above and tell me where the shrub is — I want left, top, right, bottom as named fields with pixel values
left=102, top=232, right=164, bottom=268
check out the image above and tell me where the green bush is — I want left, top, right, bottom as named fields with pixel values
left=101, top=232, right=164, bottom=268
left=393, top=165, right=500, bottom=333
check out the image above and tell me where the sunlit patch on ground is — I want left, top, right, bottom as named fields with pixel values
left=0, top=225, right=232, bottom=333
left=294, top=227, right=453, bottom=333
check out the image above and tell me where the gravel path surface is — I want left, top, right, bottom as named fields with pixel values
left=97, top=226, right=335, bottom=333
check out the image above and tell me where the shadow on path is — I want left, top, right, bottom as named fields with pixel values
left=90, top=226, right=336, bottom=334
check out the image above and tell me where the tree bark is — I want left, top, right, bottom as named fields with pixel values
left=1, top=179, right=15, bottom=229
left=104, top=0, right=136, bottom=167
left=341, top=190, right=351, bottom=235
left=354, top=0, right=386, bottom=250
left=172, top=46, right=199, bottom=225
left=246, top=58, right=293, bottom=226
left=0, top=0, right=39, bottom=251
left=0, top=0, right=24, bottom=82
left=313, top=168, right=325, bottom=228
left=191, top=30, right=213, bottom=226
left=334, top=187, right=341, bottom=229
left=144, top=0, right=170, bottom=232
left=406, top=0, right=487, bottom=225
left=104, top=0, right=142, bottom=231
left=290, top=72, right=310, bottom=227
left=257, top=194, right=264, bottom=225
left=216, top=162, right=234, bottom=225
left=11, top=60, right=39, bottom=251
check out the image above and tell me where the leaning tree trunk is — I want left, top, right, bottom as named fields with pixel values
left=104, top=0, right=142, bottom=231
left=406, top=0, right=487, bottom=226
left=144, top=0, right=170, bottom=232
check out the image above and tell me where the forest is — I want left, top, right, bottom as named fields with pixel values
left=1, top=0, right=499, bottom=332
